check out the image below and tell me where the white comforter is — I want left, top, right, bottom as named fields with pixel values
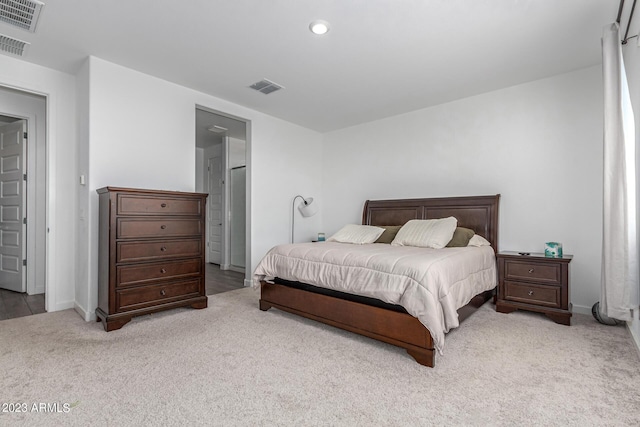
left=253, top=242, right=497, bottom=353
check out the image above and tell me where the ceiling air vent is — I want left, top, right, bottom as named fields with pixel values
left=0, top=0, right=44, bottom=32
left=249, top=79, right=284, bottom=95
left=0, top=33, right=29, bottom=56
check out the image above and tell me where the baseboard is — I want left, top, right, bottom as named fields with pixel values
left=571, top=304, right=591, bottom=316
left=73, top=302, right=96, bottom=322
left=628, top=322, right=640, bottom=357
left=244, top=279, right=252, bottom=288
left=27, top=286, right=45, bottom=296
left=49, top=300, right=74, bottom=312
left=627, top=307, right=640, bottom=357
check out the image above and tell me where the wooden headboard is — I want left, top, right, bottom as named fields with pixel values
left=362, top=195, right=500, bottom=253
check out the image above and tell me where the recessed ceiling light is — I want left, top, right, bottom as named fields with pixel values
left=207, top=125, right=228, bottom=133
left=309, top=20, right=330, bottom=35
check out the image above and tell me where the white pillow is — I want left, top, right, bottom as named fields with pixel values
left=467, top=234, right=491, bottom=247
left=391, top=217, right=457, bottom=249
left=327, top=224, right=385, bottom=244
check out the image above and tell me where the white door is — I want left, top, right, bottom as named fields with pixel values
left=0, top=120, right=26, bottom=293
left=208, top=155, right=223, bottom=264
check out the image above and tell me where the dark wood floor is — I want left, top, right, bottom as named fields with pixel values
left=0, top=289, right=45, bottom=321
left=0, top=264, right=245, bottom=322
left=206, top=263, right=246, bottom=295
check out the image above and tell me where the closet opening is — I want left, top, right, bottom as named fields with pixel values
left=0, top=86, right=47, bottom=321
left=195, top=106, right=250, bottom=295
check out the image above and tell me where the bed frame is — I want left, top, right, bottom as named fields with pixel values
left=259, top=195, right=500, bottom=367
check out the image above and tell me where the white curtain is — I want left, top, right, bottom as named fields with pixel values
left=601, top=23, right=639, bottom=321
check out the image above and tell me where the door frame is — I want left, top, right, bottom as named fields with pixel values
left=195, top=105, right=251, bottom=285
left=0, top=97, right=46, bottom=297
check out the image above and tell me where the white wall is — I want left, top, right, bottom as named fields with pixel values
left=77, top=57, right=323, bottom=313
left=0, top=55, right=77, bottom=313
left=322, top=66, right=603, bottom=314
left=622, top=36, right=640, bottom=352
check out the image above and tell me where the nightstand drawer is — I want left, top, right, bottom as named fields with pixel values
left=503, top=260, right=561, bottom=284
left=504, top=281, right=561, bottom=308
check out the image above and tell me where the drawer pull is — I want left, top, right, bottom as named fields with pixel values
left=160, top=246, right=167, bottom=252
left=160, top=289, right=166, bottom=296
left=528, top=268, right=534, bottom=274
left=161, top=203, right=167, bottom=208
left=528, top=290, right=534, bottom=296
left=160, top=268, right=167, bottom=273
left=161, top=225, right=167, bottom=229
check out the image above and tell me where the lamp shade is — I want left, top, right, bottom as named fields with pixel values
left=298, top=197, right=318, bottom=217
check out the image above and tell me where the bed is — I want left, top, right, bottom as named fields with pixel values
left=255, top=195, right=500, bottom=367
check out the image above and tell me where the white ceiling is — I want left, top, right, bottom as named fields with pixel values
left=0, top=0, right=622, bottom=133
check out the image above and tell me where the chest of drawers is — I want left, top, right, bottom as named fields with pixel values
left=96, top=187, right=208, bottom=331
left=495, top=251, right=572, bottom=325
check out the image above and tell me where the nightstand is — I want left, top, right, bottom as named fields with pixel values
left=495, top=251, right=572, bottom=325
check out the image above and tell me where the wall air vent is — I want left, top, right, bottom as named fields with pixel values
left=249, top=79, right=284, bottom=95
left=0, top=33, right=29, bottom=56
left=0, top=0, right=44, bottom=32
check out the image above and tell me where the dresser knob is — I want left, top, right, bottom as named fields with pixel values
left=160, top=268, right=167, bottom=273
left=528, top=290, right=534, bottom=296
left=528, top=268, right=534, bottom=274
left=160, top=289, right=166, bottom=296
left=161, top=203, right=167, bottom=208
left=160, top=246, right=167, bottom=252
left=161, top=225, right=167, bottom=229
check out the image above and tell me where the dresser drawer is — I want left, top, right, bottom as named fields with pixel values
left=117, top=239, right=202, bottom=263
left=117, top=194, right=204, bottom=216
left=117, top=258, right=202, bottom=287
left=117, top=218, right=202, bottom=239
left=116, top=279, right=201, bottom=312
left=503, top=260, right=561, bottom=284
left=504, top=281, right=561, bottom=308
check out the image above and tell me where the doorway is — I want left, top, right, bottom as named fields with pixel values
left=195, top=107, right=249, bottom=294
left=0, top=86, right=47, bottom=320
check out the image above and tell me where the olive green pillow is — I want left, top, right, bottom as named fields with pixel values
left=446, top=227, right=475, bottom=247
left=374, top=225, right=402, bottom=244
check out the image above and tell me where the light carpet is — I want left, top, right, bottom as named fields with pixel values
left=0, top=288, right=639, bottom=426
